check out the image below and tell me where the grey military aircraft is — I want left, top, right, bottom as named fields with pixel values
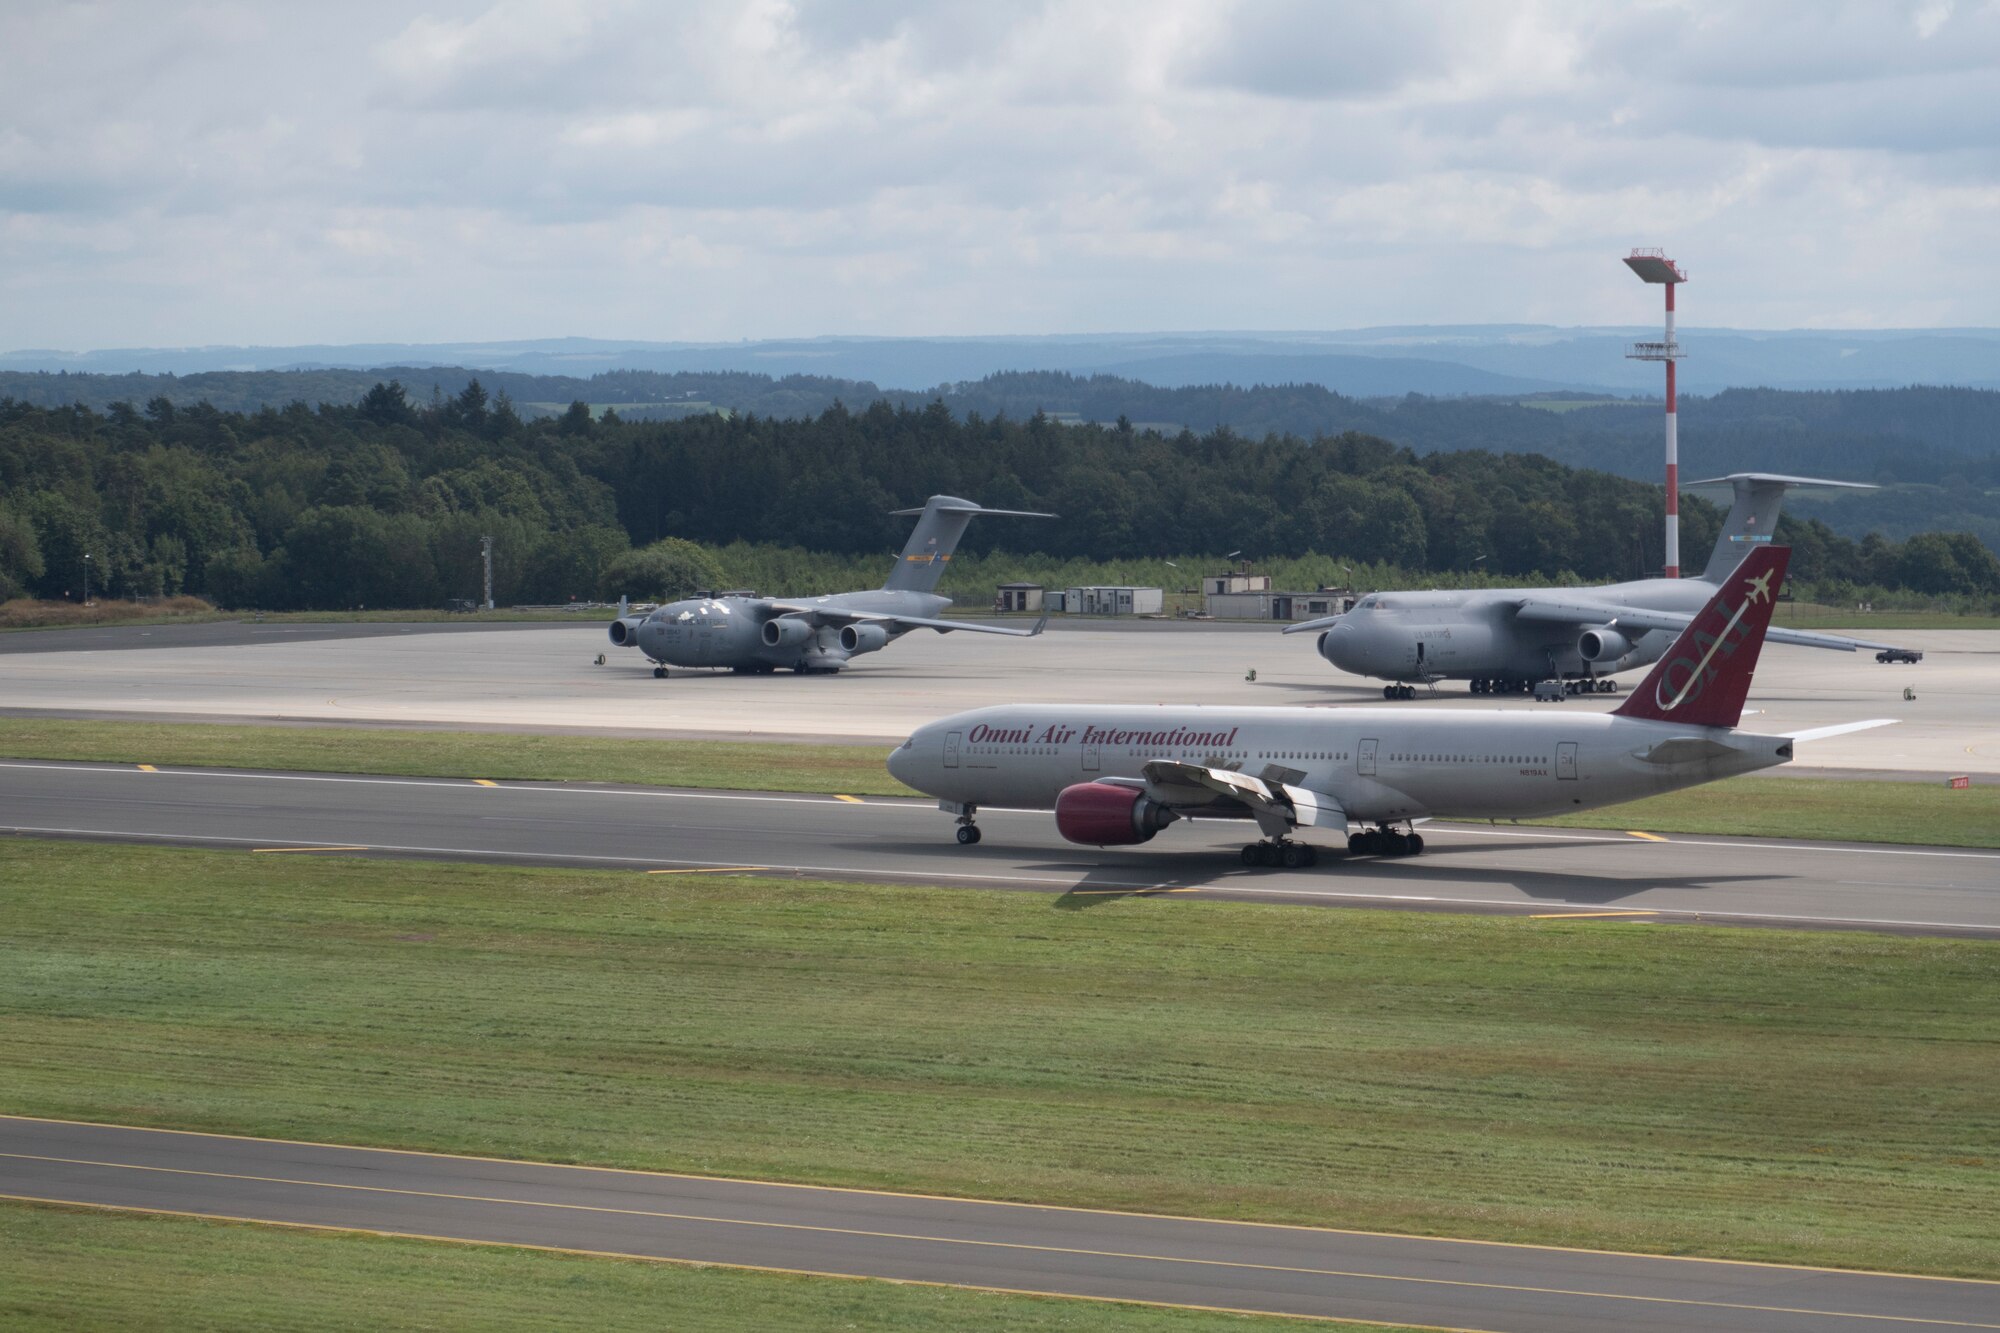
left=608, top=495, right=1052, bottom=676
left=889, top=545, right=1895, bottom=864
left=1281, top=473, right=1914, bottom=698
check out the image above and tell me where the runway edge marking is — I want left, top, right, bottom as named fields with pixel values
left=0, top=1193, right=1453, bottom=1332
left=4, top=1116, right=1993, bottom=1286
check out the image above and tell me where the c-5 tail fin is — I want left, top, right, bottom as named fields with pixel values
left=1613, top=545, right=1789, bottom=729
left=1688, top=474, right=1873, bottom=583
left=881, top=495, right=1054, bottom=593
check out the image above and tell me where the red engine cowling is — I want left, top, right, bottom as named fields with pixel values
left=1054, top=782, right=1178, bottom=846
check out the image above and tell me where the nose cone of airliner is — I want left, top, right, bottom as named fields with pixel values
left=886, top=734, right=920, bottom=789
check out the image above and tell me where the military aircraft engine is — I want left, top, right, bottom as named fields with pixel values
left=608, top=617, right=646, bottom=647
left=1578, top=627, right=1634, bottom=664
left=1053, top=782, right=1180, bottom=846
left=762, top=617, right=813, bottom=648
left=839, top=623, right=891, bottom=655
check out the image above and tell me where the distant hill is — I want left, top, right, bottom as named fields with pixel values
left=13, top=325, right=2000, bottom=395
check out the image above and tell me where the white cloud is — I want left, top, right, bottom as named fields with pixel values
left=2, top=0, right=1998, bottom=346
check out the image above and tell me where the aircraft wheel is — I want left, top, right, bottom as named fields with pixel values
left=1382, top=685, right=1395, bottom=700
left=956, top=825, right=981, bottom=845
left=1406, top=832, right=1425, bottom=855
left=652, top=666, right=667, bottom=679
left=1347, top=833, right=1366, bottom=855
left=1240, top=844, right=1262, bottom=867
left=1601, top=680, right=1617, bottom=693
left=1281, top=842, right=1309, bottom=869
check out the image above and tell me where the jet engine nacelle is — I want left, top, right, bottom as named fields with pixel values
left=762, top=616, right=813, bottom=648
left=608, top=617, right=645, bottom=647
left=1578, top=627, right=1634, bottom=664
left=1053, top=782, right=1179, bottom=847
left=839, top=622, right=891, bottom=655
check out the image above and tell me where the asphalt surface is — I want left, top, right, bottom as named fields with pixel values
left=4, top=1117, right=1992, bottom=1333
left=4, top=759, right=1996, bottom=936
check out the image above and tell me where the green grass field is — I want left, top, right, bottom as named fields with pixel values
left=0, top=1203, right=1336, bottom=1332
left=4, top=840, right=1996, bottom=1279
left=3, top=716, right=1994, bottom=845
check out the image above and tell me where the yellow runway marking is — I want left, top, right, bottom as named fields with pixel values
left=3, top=1156, right=1992, bottom=1328
left=135, top=764, right=157, bottom=773
left=251, top=846, right=370, bottom=855
left=1529, top=911, right=1657, bottom=920
left=4, top=1116, right=1989, bottom=1286
left=0, top=1193, right=1444, bottom=1332
left=473, top=779, right=498, bottom=788
left=1625, top=831, right=1667, bottom=842
left=833, top=794, right=863, bottom=803
left=645, top=866, right=769, bottom=875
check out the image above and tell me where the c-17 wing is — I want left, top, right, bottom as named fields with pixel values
left=763, top=604, right=1051, bottom=638
left=1509, top=596, right=1908, bottom=654
left=1099, top=760, right=1346, bottom=838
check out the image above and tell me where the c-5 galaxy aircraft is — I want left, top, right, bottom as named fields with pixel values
left=608, top=495, right=1051, bottom=676
left=889, top=546, right=1895, bottom=864
left=1282, top=473, right=1915, bottom=698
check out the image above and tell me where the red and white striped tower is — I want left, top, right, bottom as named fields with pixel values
left=1623, top=249, right=1688, bottom=577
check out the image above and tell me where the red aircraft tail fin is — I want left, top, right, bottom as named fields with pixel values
left=1613, top=546, right=1790, bottom=729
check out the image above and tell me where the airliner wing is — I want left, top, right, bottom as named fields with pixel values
left=1784, top=718, right=1899, bottom=743
left=1138, top=760, right=1347, bottom=835
left=764, top=606, right=1051, bottom=637
left=1510, top=596, right=1907, bottom=654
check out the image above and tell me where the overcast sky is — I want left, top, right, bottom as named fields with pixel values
left=5, top=0, right=1999, bottom=350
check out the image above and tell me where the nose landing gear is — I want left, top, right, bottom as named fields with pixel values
left=1240, top=839, right=1317, bottom=868
left=953, top=806, right=982, bottom=845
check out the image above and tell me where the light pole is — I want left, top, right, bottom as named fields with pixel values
left=82, top=552, right=92, bottom=606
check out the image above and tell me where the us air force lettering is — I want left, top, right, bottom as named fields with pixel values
left=889, top=547, right=1899, bottom=865
left=1285, top=474, right=1919, bottom=698
left=608, top=495, right=1052, bottom=676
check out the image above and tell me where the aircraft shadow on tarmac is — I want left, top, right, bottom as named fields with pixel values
left=964, top=842, right=1780, bottom=909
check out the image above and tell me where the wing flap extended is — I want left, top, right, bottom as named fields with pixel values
left=1138, top=759, right=1344, bottom=835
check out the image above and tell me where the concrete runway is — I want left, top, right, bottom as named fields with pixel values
left=1, top=619, right=1993, bottom=774
left=4, top=1117, right=1993, bottom=1333
left=5, top=758, right=1996, bottom=936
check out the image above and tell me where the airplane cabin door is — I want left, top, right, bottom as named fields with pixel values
left=1359, top=737, right=1378, bottom=777
left=944, top=731, right=961, bottom=769
left=1557, top=741, right=1578, bottom=781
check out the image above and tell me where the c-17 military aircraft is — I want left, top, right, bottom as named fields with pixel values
left=608, top=495, right=1052, bottom=676
left=889, top=546, right=1895, bottom=865
left=1281, top=473, right=1916, bottom=698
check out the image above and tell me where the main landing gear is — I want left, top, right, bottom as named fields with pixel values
left=953, top=805, right=982, bottom=845
left=652, top=666, right=668, bottom=678
left=1382, top=684, right=1418, bottom=700
left=1347, top=826, right=1425, bottom=857
left=1564, top=678, right=1617, bottom=695
left=1241, top=839, right=1317, bottom=868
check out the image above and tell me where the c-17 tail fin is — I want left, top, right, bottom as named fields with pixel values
left=882, top=495, right=1054, bottom=593
left=1614, top=545, right=1789, bottom=729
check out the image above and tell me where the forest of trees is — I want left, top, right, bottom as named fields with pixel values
left=2, top=381, right=1996, bottom=612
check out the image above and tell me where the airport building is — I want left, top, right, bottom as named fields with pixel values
left=1051, top=585, right=1165, bottom=616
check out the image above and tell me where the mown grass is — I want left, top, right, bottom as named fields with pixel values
left=3, top=839, right=1996, bottom=1278
left=4, top=716, right=1996, bottom=845
left=0, top=1203, right=1334, bottom=1332
left=1530, top=775, right=2000, bottom=847
left=0, top=717, right=901, bottom=795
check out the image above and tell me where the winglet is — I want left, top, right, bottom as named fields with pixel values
left=1029, top=608, right=1051, bottom=636
left=1613, top=545, right=1789, bottom=729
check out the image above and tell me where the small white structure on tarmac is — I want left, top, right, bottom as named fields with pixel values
left=1063, top=586, right=1164, bottom=616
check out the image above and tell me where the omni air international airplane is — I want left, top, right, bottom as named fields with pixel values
left=608, top=495, right=1051, bottom=676
left=1282, top=474, right=1916, bottom=699
left=888, top=547, right=1894, bottom=867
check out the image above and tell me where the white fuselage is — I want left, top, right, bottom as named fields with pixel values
left=888, top=703, right=1792, bottom=827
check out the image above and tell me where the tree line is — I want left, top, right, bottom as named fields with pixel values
left=1, top=383, right=1995, bottom=611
